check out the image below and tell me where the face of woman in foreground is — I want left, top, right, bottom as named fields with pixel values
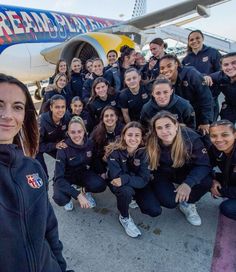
left=210, top=125, right=236, bottom=154
left=124, top=127, right=142, bottom=152
left=155, top=117, right=178, bottom=145
left=68, top=122, right=85, bottom=145
left=0, top=83, right=26, bottom=144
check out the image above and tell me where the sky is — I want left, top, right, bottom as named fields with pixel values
left=0, top=0, right=235, bottom=40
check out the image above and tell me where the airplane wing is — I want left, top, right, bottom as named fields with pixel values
left=120, top=0, right=230, bottom=30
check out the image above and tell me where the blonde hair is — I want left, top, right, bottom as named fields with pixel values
left=68, top=116, right=87, bottom=135
left=147, top=111, right=188, bottom=170
left=104, top=121, right=144, bottom=160
left=53, top=72, right=68, bottom=91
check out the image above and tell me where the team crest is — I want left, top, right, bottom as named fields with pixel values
left=134, top=159, right=141, bottom=166
left=183, top=81, right=188, bottom=87
left=86, top=150, right=92, bottom=157
left=142, top=93, right=148, bottom=99
left=201, top=148, right=207, bottom=154
left=202, top=56, right=209, bottom=62
left=61, top=125, right=67, bottom=130
left=111, top=100, right=116, bottom=106
left=26, top=173, right=43, bottom=189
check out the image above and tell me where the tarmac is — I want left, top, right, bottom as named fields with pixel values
left=45, top=154, right=236, bottom=272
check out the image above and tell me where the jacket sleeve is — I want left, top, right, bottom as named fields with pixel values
left=53, top=149, right=80, bottom=201
left=82, top=79, right=91, bottom=103
left=183, top=136, right=211, bottom=187
left=45, top=199, right=67, bottom=272
left=189, top=69, right=213, bottom=124
left=38, top=116, right=57, bottom=153
left=182, top=102, right=196, bottom=130
left=107, top=151, right=150, bottom=188
left=219, top=186, right=236, bottom=199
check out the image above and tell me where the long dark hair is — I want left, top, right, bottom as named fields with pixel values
left=89, top=77, right=115, bottom=102
left=0, top=73, right=38, bottom=157
left=119, top=45, right=135, bottom=65
left=91, top=106, right=120, bottom=147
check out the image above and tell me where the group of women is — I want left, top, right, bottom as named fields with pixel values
left=0, top=29, right=236, bottom=270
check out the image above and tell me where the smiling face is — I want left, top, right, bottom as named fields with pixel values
left=86, top=61, right=93, bottom=73
left=50, top=99, right=66, bottom=122
left=210, top=125, right=236, bottom=154
left=159, top=59, right=178, bottom=82
left=56, top=75, right=67, bottom=90
left=124, top=127, right=142, bottom=153
left=94, top=82, right=108, bottom=98
left=155, top=117, right=178, bottom=145
left=92, top=60, right=104, bottom=76
left=221, top=56, right=236, bottom=80
left=68, top=122, right=85, bottom=145
left=71, top=60, right=82, bottom=73
left=107, top=51, right=117, bottom=65
left=125, top=50, right=136, bottom=66
left=103, top=108, right=118, bottom=129
left=188, top=32, right=204, bottom=52
left=124, top=70, right=141, bottom=91
left=71, top=100, right=83, bottom=115
left=0, top=83, right=26, bottom=144
left=152, top=83, right=173, bottom=107
left=58, top=61, right=67, bottom=73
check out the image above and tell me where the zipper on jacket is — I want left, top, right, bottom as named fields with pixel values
left=15, top=183, right=37, bottom=272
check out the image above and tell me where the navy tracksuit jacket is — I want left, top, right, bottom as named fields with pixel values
left=0, top=144, right=67, bottom=272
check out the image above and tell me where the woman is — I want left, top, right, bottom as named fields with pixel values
left=104, top=45, right=136, bottom=92
left=69, top=96, right=93, bottom=133
left=209, top=120, right=236, bottom=220
left=105, top=122, right=161, bottom=238
left=84, top=59, right=93, bottom=79
left=87, top=77, right=119, bottom=125
left=69, top=57, right=85, bottom=98
left=147, top=111, right=212, bottom=226
left=209, top=52, right=236, bottom=123
left=53, top=116, right=107, bottom=211
left=0, top=73, right=72, bottom=272
left=36, top=95, right=71, bottom=178
left=140, top=76, right=196, bottom=130
left=141, top=37, right=166, bottom=81
left=49, top=59, right=69, bottom=84
left=91, top=106, right=124, bottom=175
left=104, top=49, right=118, bottom=71
left=41, top=73, right=71, bottom=113
left=159, top=54, right=213, bottom=135
left=119, top=68, right=150, bottom=123
left=82, top=58, right=105, bottom=103
left=182, top=30, right=222, bottom=120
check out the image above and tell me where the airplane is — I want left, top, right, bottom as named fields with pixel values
left=0, top=0, right=231, bottom=87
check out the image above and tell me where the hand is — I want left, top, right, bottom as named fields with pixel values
left=211, top=179, right=222, bottom=198
left=77, top=193, right=90, bottom=208
left=198, top=124, right=210, bottom=135
left=149, top=59, right=157, bottom=70
left=56, top=140, right=67, bottom=149
left=45, top=85, right=54, bottom=92
left=111, top=177, right=122, bottom=187
left=203, top=76, right=213, bottom=86
left=175, top=183, right=191, bottom=203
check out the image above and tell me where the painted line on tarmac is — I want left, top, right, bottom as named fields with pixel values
left=211, top=213, right=236, bottom=271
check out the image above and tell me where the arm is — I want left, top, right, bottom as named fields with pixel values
left=107, top=151, right=150, bottom=188
left=183, top=135, right=212, bottom=188
left=53, top=150, right=80, bottom=202
left=121, top=108, right=131, bottom=124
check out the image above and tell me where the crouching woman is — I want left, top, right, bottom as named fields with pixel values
left=147, top=111, right=212, bottom=226
left=105, top=122, right=161, bottom=238
left=53, top=116, right=107, bottom=211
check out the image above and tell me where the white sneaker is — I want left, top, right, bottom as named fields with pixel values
left=85, top=192, right=96, bottom=208
left=179, top=202, right=201, bottom=226
left=119, top=215, right=141, bottom=238
left=64, top=199, right=74, bottom=211
left=129, top=200, right=139, bottom=209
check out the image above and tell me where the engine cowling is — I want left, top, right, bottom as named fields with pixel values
left=42, top=32, right=136, bottom=66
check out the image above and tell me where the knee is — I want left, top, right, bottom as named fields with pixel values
left=219, top=200, right=236, bottom=219
left=162, top=201, right=178, bottom=209
left=53, top=191, right=70, bottom=206
left=86, top=177, right=107, bottom=193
